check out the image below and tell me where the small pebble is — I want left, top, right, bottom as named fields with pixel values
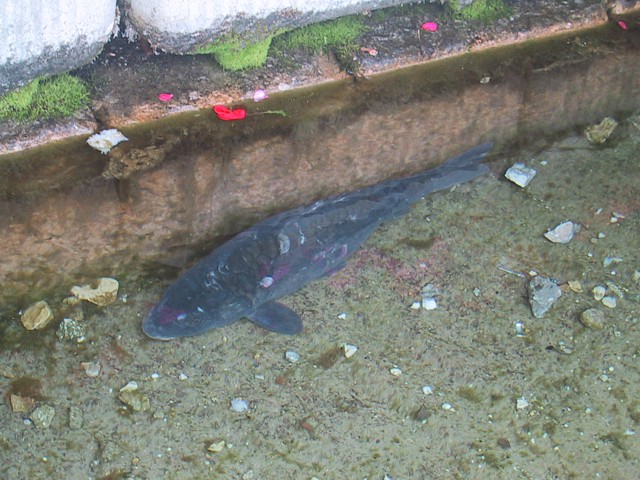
left=410, top=301, right=421, bottom=310
left=207, top=440, right=226, bottom=453
left=544, top=221, right=576, bottom=244
left=80, top=362, right=101, bottom=377
left=592, top=285, right=606, bottom=301
left=230, top=398, right=249, bottom=413
left=515, top=321, right=526, bottom=337
left=528, top=276, right=562, bottom=318
left=30, top=405, right=56, bottom=429
left=178, top=373, right=188, bottom=380
left=567, top=280, right=583, bottom=293
left=21, top=300, right=55, bottom=331
left=421, top=297, right=438, bottom=310
left=580, top=308, right=605, bottom=329
left=601, top=296, right=617, bottom=309
left=422, top=385, right=434, bottom=395
left=505, top=163, right=537, bottom=188
left=442, top=402, right=456, bottom=412
left=285, top=350, right=300, bottom=363
left=343, top=344, right=358, bottom=358
left=389, top=368, right=402, bottom=377
left=516, top=397, right=529, bottom=410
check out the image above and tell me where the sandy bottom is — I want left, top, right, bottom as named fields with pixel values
left=1, top=120, right=639, bottom=479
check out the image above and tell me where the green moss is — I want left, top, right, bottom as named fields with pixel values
left=0, top=74, right=89, bottom=122
left=193, top=34, right=276, bottom=71
left=273, top=16, right=365, bottom=54
left=194, top=16, right=365, bottom=71
left=450, top=0, right=512, bottom=22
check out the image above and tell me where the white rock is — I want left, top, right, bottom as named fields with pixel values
left=422, top=385, right=434, bottom=395
left=516, top=397, right=529, bottom=410
left=285, top=350, right=300, bottom=363
left=505, top=163, right=537, bottom=188
left=421, top=297, right=438, bottom=310
left=230, top=398, right=249, bottom=413
left=592, top=285, right=606, bottom=301
left=442, top=402, right=456, bottom=412
left=343, top=344, right=358, bottom=358
left=389, top=368, right=402, bottom=377
left=601, top=296, right=617, bottom=309
left=410, top=301, right=422, bottom=310
left=86, top=129, right=128, bottom=154
left=80, top=361, right=101, bottom=377
left=544, top=221, right=576, bottom=244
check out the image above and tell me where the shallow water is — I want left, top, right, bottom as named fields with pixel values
left=1, top=120, right=639, bottom=478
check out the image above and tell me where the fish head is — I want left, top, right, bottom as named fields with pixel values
left=142, top=277, right=252, bottom=340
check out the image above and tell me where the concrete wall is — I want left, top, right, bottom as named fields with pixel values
left=0, top=0, right=117, bottom=94
left=0, top=0, right=409, bottom=95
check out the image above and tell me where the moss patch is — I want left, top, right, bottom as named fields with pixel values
left=451, top=0, right=512, bottom=22
left=0, top=74, right=90, bottom=122
left=193, top=34, right=276, bottom=71
left=273, top=16, right=365, bottom=54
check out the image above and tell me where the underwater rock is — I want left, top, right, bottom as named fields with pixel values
left=230, top=398, right=249, bottom=413
left=592, top=285, right=606, bottom=301
left=505, top=163, right=536, bottom=188
left=86, top=129, right=128, bottom=154
left=285, top=350, right=300, bottom=363
left=601, top=296, right=617, bottom=309
left=10, top=394, right=36, bottom=413
left=343, top=344, right=358, bottom=358
left=544, top=221, right=576, bottom=244
left=69, top=406, right=83, bottom=430
left=118, top=381, right=150, bottom=412
left=580, top=308, right=605, bottom=329
left=80, top=361, right=101, bottom=377
left=30, top=404, right=56, bottom=429
left=585, top=117, right=617, bottom=144
left=56, top=318, right=86, bottom=341
left=527, top=276, right=562, bottom=318
left=21, top=300, right=54, bottom=330
left=71, top=277, right=119, bottom=306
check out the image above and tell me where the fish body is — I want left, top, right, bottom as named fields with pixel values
left=143, top=142, right=492, bottom=339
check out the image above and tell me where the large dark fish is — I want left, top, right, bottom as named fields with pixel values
left=143, top=142, right=492, bottom=339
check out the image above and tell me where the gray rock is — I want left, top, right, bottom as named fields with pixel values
left=527, top=276, right=562, bottom=318
left=30, top=405, right=56, bottom=429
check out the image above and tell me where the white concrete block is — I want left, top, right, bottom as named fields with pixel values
left=127, top=0, right=407, bottom=53
left=0, top=0, right=116, bottom=94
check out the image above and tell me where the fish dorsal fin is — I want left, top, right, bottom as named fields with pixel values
left=247, top=301, right=303, bottom=335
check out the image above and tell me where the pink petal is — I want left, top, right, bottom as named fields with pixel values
left=421, top=21, right=438, bottom=32
left=158, top=93, right=173, bottom=102
left=253, top=89, right=269, bottom=102
left=617, top=20, right=628, bottom=30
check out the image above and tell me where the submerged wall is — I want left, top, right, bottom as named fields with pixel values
left=1, top=29, right=639, bottom=309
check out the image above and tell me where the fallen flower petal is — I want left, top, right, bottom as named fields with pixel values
left=213, top=105, right=247, bottom=121
left=253, top=89, right=269, bottom=102
left=421, top=21, right=438, bottom=32
left=158, top=93, right=173, bottom=102
left=617, top=20, right=628, bottom=30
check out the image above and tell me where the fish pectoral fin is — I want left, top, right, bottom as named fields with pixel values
left=247, top=301, right=303, bottom=335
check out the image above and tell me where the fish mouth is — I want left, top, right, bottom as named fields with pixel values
left=142, top=306, right=179, bottom=340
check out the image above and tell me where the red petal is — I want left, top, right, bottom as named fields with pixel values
left=617, top=20, right=629, bottom=30
left=421, top=21, right=438, bottom=32
left=158, top=93, right=173, bottom=102
left=213, top=105, right=247, bottom=121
